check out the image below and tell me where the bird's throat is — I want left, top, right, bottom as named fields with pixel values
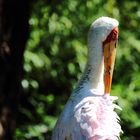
left=77, top=54, right=104, bottom=95
left=88, top=58, right=104, bottom=94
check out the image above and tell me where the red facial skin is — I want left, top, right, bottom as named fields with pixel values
left=103, top=27, right=118, bottom=46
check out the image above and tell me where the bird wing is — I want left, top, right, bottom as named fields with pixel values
left=74, top=95, right=122, bottom=140
left=52, top=99, right=87, bottom=140
left=52, top=95, right=122, bottom=140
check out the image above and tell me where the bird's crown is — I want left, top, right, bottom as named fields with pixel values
left=89, top=17, right=119, bottom=42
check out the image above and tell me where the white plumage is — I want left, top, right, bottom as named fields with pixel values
left=52, top=17, right=122, bottom=140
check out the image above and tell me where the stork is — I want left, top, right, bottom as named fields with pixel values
left=52, top=17, right=122, bottom=140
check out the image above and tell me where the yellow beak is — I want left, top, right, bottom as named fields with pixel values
left=103, top=27, right=118, bottom=94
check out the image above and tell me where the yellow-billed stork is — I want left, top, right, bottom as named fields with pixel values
left=52, top=17, right=122, bottom=140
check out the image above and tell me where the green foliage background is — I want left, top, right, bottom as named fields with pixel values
left=16, top=0, right=140, bottom=139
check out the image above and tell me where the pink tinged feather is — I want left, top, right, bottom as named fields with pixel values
left=75, top=94, right=122, bottom=140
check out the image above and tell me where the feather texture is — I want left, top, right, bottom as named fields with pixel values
left=75, top=94, right=122, bottom=140
left=52, top=90, right=122, bottom=140
left=52, top=17, right=122, bottom=140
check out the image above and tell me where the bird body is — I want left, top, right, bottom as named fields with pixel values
left=52, top=17, right=122, bottom=140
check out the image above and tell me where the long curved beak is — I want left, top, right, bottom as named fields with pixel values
left=103, top=27, right=118, bottom=94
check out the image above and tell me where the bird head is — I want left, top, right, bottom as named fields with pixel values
left=88, top=17, right=119, bottom=94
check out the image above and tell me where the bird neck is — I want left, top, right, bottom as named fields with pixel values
left=76, top=41, right=104, bottom=95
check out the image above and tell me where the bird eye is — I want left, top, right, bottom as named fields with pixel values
left=112, top=31, right=118, bottom=41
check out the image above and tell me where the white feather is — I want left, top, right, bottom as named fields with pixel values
left=52, top=89, right=122, bottom=140
left=52, top=17, right=122, bottom=140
